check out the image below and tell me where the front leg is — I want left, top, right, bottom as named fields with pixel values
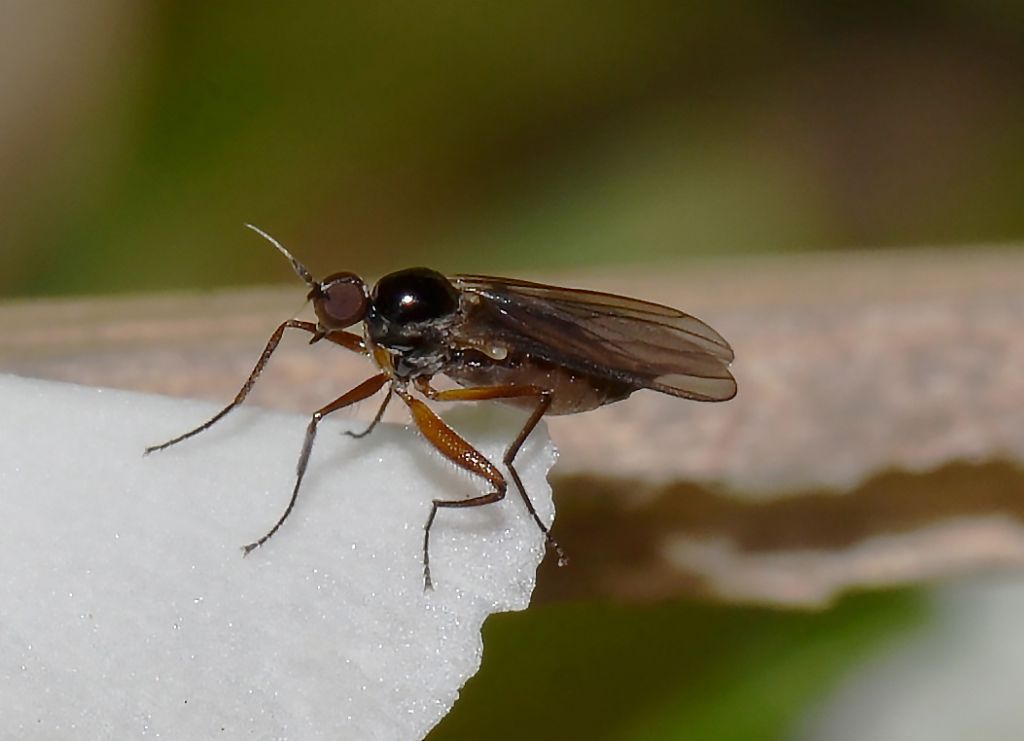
left=145, top=321, right=367, bottom=454
left=146, top=320, right=312, bottom=453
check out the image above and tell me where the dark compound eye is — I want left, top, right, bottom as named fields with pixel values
left=313, top=272, right=367, bottom=329
left=373, top=268, right=459, bottom=325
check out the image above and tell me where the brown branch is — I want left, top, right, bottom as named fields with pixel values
left=4, top=247, right=1023, bottom=606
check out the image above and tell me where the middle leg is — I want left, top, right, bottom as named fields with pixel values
left=243, top=372, right=390, bottom=554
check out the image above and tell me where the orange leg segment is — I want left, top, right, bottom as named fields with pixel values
left=395, top=387, right=507, bottom=589
left=319, top=328, right=367, bottom=355
left=402, top=382, right=563, bottom=589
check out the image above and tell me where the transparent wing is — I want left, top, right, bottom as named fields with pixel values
left=452, top=274, right=737, bottom=402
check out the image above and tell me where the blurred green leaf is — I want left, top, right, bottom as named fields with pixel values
left=430, top=590, right=924, bottom=741
left=4, top=2, right=1024, bottom=297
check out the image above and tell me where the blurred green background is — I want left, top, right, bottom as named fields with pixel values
left=2, top=1, right=1022, bottom=298
left=429, top=590, right=924, bottom=741
left=3, top=4, right=1021, bottom=738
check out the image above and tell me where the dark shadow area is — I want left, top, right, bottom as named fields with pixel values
left=536, top=459, right=1024, bottom=602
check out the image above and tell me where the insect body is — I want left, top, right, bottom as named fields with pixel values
left=146, top=226, right=737, bottom=588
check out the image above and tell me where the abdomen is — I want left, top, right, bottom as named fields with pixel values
left=445, top=351, right=634, bottom=415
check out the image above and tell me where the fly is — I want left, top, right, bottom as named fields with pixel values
left=146, top=225, right=737, bottom=589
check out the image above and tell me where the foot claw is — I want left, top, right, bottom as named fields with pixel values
left=547, top=536, right=568, bottom=567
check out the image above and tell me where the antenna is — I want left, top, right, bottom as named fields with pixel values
left=244, top=223, right=316, bottom=288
